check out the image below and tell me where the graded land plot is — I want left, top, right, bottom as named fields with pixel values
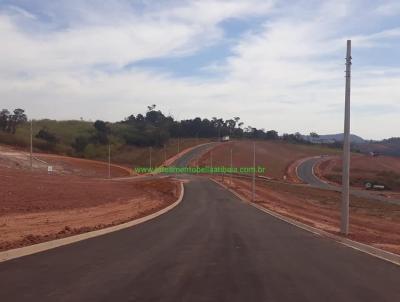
left=197, top=140, right=339, bottom=180
left=0, top=145, right=131, bottom=178
left=317, top=154, right=400, bottom=191
left=0, top=166, right=180, bottom=251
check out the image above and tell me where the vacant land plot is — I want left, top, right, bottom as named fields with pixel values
left=0, top=167, right=180, bottom=251
left=317, top=154, right=400, bottom=191
left=197, top=140, right=339, bottom=180
left=0, top=145, right=131, bottom=178
left=214, top=176, right=400, bottom=255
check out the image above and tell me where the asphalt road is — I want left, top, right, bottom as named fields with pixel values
left=297, top=157, right=400, bottom=205
left=1, top=146, right=400, bottom=301
left=172, top=142, right=219, bottom=168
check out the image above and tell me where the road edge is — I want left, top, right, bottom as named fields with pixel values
left=209, top=177, right=400, bottom=267
left=0, top=182, right=185, bottom=263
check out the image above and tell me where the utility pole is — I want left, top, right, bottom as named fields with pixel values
left=108, top=144, right=111, bottom=179
left=230, top=147, right=233, bottom=186
left=164, top=144, right=167, bottom=163
left=177, top=137, right=180, bottom=153
left=149, top=147, right=152, bottom=170
left=341, top=40, right=352, bottom=235
left=210, top=151, right=213, bottom=169
left=252, top=142, right=256, bottom=202
left=30, top=119, right=33, bottom=170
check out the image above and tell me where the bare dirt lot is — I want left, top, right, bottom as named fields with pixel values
left=0, top=145, right=132, bottom=178
left=215, top=176, right=400, bottom=255
left=197, top=140, right=339, bottom=180
left=0, top=166, right=180, bottom=251
left=317, top=154, right=400, bottom=191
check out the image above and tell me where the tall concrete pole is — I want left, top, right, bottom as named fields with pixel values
left=230, top=147, right=233, bottom=186
left=341, top=40, right=352, bottom=235
left=177, top=137, right=180, bottom=153
left=30, top=119, right=33, bottom=170
left=108, top=144, right=111, bottom=179
left=149, top=147, right=152, bottom=169
left=252, top=142, right=256, bottom=202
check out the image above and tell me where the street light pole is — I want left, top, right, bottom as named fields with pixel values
left=30, top=119, right=33, bottom=170
left=108, top=144, right=111, bottom=179
left=252, top=142, right=256, bottom=202
left=341, top=40, right=352, bottom=235
left=230, top=147, right=233, bottom=186
left=149, top=147, right=152, bottom=170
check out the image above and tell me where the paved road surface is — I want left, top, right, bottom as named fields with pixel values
left=172, top=142, right=219, bottom=168
left=297, top=157, right=400, bottom=205
left=1, top=147, right=400, bottom=301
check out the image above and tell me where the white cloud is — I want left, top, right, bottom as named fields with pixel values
left=376, top=2, right=400, bottom=16
left=0, top=0, right=399, bottom=140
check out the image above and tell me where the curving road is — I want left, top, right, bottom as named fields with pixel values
left=297, top=156, right=400, bottom=205
left=0, top=147, right=400, bottom=301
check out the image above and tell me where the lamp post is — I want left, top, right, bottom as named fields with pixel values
left=341, top=40, right=352, bottom=235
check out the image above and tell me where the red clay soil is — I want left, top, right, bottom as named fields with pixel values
left=0, top=145, right=132, bottom=178
left=317, top=154, right=400, bottom=191
left=198, top=141, right=338, bottom=180
left=36, top=154, right=132, bottom=178
left=0, top=166, right=180, bottom=251
left=214, top=176, right=400, bottom=255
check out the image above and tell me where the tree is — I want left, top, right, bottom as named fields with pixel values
left=72, top=136, right=89, bottom=153
left=36, top=128, right=58, bottom=144
left=8, top=108, right=27, bottom=134
left=0, top=109, right=10, bottom=131
left=310, top=132, right=319, bottom=138
left=93, top=120, right=110, bottom=144
left=265, top=130, right=279, bottom=140
left=94, top=120, right=109, bottom=133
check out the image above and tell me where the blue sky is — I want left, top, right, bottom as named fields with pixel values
left=0, top=0, right=400, bottom=139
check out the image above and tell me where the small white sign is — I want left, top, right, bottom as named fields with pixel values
left=48, top=166, right=53, bottom=173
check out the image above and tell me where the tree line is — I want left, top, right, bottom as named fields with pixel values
left=1, top=105, right=315, bottom=154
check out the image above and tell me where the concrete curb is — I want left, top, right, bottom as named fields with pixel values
left=209, top=178, right=400, bottom=267
left=0, top=182, right=185, bottom=263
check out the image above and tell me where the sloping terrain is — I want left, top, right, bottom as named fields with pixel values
left=0, top=145, right=131, bottom=178
left=0, top=149, right=180, bottom=251
left=318, top=154, right=400, bottom=191
left=197, top=140, right=339, bottom=180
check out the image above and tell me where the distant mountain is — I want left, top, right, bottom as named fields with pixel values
left=302, top=133, right=400, bottom=157
left=303, top=133, right=366, bottom=144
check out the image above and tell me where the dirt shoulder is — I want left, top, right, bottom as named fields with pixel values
left=0, top=167, right=180, bottom=251
left=213, top=176, right=400, bottom=255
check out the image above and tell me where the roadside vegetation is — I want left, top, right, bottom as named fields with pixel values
left=1, top=105, right=398, bottom=169
left=0, top=105, right=336, bottom=167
